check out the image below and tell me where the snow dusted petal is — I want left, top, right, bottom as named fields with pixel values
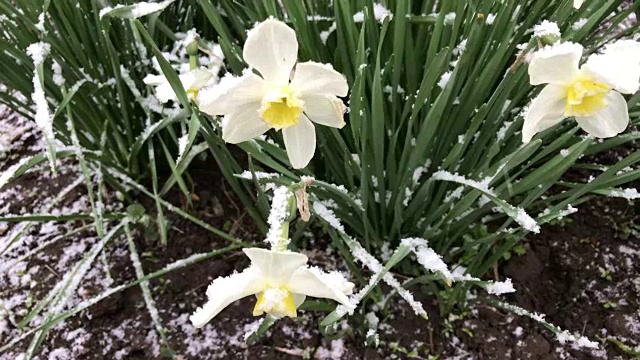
left=152, top=82, right=177, bottom=103
left=222, top=102, right=269, bottom=143
left=145, top=69, right=214, bottom=103
left=190, top=266, right=264, bottom=328
left=282, top=116, right=316, bottom=169
left=301, top=94, right=346, bottom=128
left=290, top=62, right=349, bottom=97
left=243, top=248, right=308, bottom=284
left=293, top=293, right=307, bottom=307
left=243, top=19, right=298, bottom=84
left=143, top=74, right=166, bottom=85
left=582, top=40, right=640, bottom=94
left=288, top=267, right=355, bottom=309
left=522, top=84, right=567, bottom=143
left=575, top=91, right=629, bottom=138
left=528, top=42, right=583, bottom=86
left=183, top=68, right=215, bottom=92
left=198, top=73, right=265, bottom=116
left=603, top=39, right=640, bottom=57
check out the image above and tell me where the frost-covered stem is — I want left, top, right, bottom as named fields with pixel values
left=27, top=41, right=56, bottom=174
left=279, top=194, right=299, bottom=251
left=272, top=198, right=295, bottom=252
left=65, top=101, right=105, bottom=239
left=486, top=297, right=600, bottom=350
left=124, top=223, right=172, bottom=352
left=313, top=202, right=432, bottom=319
left=96, top=167, right=113, bottom=281
left=265, top=186, right=294, bottom=251
left=276, top=222, right=290, bottom=251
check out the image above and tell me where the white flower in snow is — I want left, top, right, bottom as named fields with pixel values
left=523, top=40, right=640, bottom=143
left=143, top=67, right=215, bottom=103
left=190, top=247, right=354, bottom=327
left=197, top=19, right=349, bottom=169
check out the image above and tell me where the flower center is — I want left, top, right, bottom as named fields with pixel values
left=565, top=78, right=610, bottom=117
left=258, top=85, right=303, bottom=130
left=252, top=287, right=297, bottom=318
left=186, top=88, right=199, bottom=100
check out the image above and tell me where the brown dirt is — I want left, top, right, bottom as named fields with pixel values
left=438, top=197, right=640, bottom=360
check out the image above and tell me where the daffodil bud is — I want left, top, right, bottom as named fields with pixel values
left=186, top=38, right=199, bottom=56
left=539, top=33, right=560, bottom=46
left=533, top=20, right=561, bottom=47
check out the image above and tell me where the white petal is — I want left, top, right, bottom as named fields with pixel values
left=574, top=0, right=584, bottom=8
left=522, top=85, right=567, bottom=143
left=190, top=266, right=264, bottom=328
left=222, top=102, right=269, bottom=143
left=198, top=73, right=265, bottom=116
left=288, top=267, right=354, bottom=310
left=243, top=19, right=298, bottom=84
left=575, top=91, right=629, bottom=138
left=302, top=94, right=346, bottom=128
left=243, top=248, right=308, bottom=284
left=143, top=74, right=166, bottom=86
left=290, top=62, right=349, bottom=97
left=529, top=42, right=583, bottom=86
left=282, top=116, right=316, bottom=169
left=183, top=68, right=214, bottom=92
left=602, top=39, right=640, bottom=57
left=154, top=82, right=177, bottom=103
left=293, top=293, right=306, bottom=307
left=582, top=40, right=640, bottom=94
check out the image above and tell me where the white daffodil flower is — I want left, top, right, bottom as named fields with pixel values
left=144, top=67, right=215, bottom=103
left=523, top=40, right=640, bottom=143
left=190, top=248, right=355, bottom=328
left=197, top=19, right=349, bottom=169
